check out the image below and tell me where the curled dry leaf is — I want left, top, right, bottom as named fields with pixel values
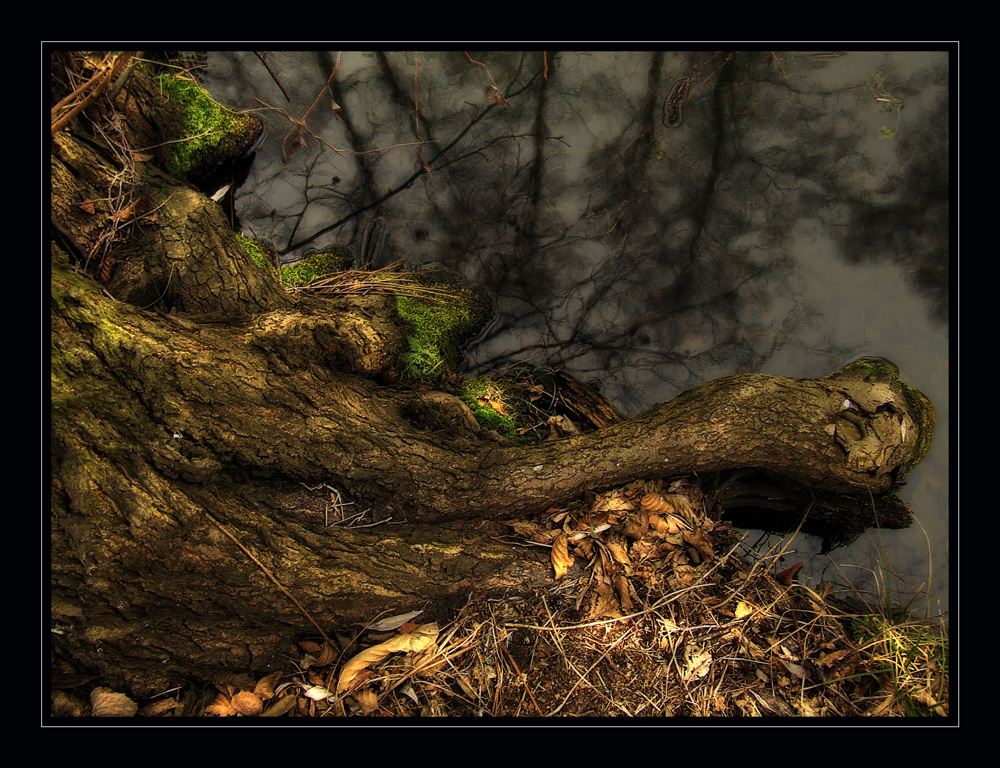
left=261, top=694, right=299, bottom=717
left=604, top=538, right=631, bottom=567
left=354, top=688, right=379, bottom=714
left=648, top=513, right=681, bottom=535
left=550, top=532, right=574, bottom=579
left=775, top=562, right=804, bottom=586
left=336, top=623, right=440, bottom=694
left=299, top=640, right=324, bottom=655
left=594, top=494, right=635, bottom=516
left=231, top=690, right=264, bottom=716
left=90, top=687, right=138, bottom=717
left=639, top=493, right=671, bottom=514
left=254, top=671, right=283, bottom=699
left=205, top=692, right=238, bottom=716
left=683, top=528, right=715, bottom=560
left=613, top=572, right=633, bottom=612
left=621, top=510, right=649, bottom=540
left=314, top=641, right=338, bottom=666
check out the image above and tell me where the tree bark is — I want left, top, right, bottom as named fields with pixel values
left=48, top=58, right=936, bottom=695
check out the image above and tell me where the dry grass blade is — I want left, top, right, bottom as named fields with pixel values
left=291, top=261, right=468, bottom=303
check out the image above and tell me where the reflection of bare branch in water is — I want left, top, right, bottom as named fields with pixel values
left=208, top=51, right=941, bottom=413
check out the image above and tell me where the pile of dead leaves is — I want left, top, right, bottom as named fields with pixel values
left=50, top=478, right=949, bottom=718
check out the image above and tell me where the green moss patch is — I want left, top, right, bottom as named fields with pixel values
left=235, top=233, right=275, bottom=275
left=156, top=74, right=262, bottom=181
left=456, top=377, right=530, bottom=441
left=395, top=287, right=486, bottom=379
left=279, top=249, right=354, bottom=289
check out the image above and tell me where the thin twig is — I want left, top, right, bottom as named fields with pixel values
left=51, top=52, right=134, bottom=135
left=204, top=511, right=333, bottom=645
left=414, top=52, right=431, bottom=173
left=254, top=51, right=292, bottom=102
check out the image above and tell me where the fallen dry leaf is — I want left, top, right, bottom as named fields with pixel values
left=589, top=580, right=623, bottom=619
left=90, top=687, right=138, bottom=717
left=336, top=622, right=440, bottom=694
left=683, top=528, right=715, bottom=560
left=354, top=687, right=379, bottom=714
left=551, top=532, right=574, bottom=579
left=204, top=692, right=238, bottom=716
left=301, top=684, right=332, bottom=701
left=682, top=646, right=712, bottom=682
left=604, top=538, right=631, bottom=567
left=261, top=694, right=299, bottom=717
left=254, top=672, right=282, bottom=700
left=231, top=690, right=263, bottom=716
left=775, top=562, right=803, bottom=586
left=613, top=572, right=633, bottom=612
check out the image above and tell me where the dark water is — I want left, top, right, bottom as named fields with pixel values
left=200, top=50, right=950, bottom=617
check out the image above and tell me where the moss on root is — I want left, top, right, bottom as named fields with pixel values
left=395, top=288, right=484, bottom=380
left=155, top=74, right=262, bottom=182
left=235, top=233, right=276, bottom=276
left=455, top=377, right=530, bottom=441
left=279, top=249, right=354, bottom=289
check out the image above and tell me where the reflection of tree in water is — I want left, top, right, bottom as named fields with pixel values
left=802, top=62, right=948, bottom=324
left=213, top=50, right=944, bottom=414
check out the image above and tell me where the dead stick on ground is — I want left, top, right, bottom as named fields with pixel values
left=205, top=511, right=333, bottom=645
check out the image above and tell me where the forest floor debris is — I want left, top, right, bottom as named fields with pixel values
left=50, top=478, right=948, bottom=719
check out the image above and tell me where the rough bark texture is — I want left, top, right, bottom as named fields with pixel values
left=48, top=59, right=936, bottom=695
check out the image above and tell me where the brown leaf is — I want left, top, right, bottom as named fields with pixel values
left=231, top=691, right=263, bottom=716
left=336, top=623, right=440, bottom=694
left=521, top=383, right=546, bottom=401
left=476, top=393, right=509, bottom=416
left=605, top=538, right=631, bottom=567
left=204, top=692, right=238, bottom=717
left=298, top=640, right=324, bottom=655
left=313, top=640, right=338, bottom=666
left=683, top=528, right=715, bottom=560
left=79, top=199, right=95, bottom=214
left=648, top=513, right=680, bottom=535
left=137, top=698, right=181, bottom=717
left=354, top=687, right=379, bottom=714
left=613, top=572, right=633, bottom=612
left=779, top=658, right=810, bottom=681
left=621, top=510, right=649, bottom=540
left=89, top=687, right=138, bottom=717
left=262, top=694, right=299, bottom=717
left=507, top=519, right=543, bottom=538
left=254, top=671, right=282, bottom=699
left=817, top=649, right=851, bottom=668
left=775, top=562, right=803, bottom=586
left=588, top=580, right=622, bottom=619
left=551, top=532, right=574, bottom=579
